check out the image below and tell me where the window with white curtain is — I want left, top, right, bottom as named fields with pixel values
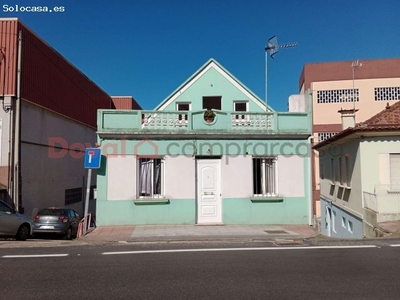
left=138, top=158, right=163, bottom=198
left=252, top=157, right=278, bottom=196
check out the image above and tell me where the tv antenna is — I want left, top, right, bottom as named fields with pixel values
left=264, top=36, right=297, bottom=107
left=351, top=60, right=362, bottom=112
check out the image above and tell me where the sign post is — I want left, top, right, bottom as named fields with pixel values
left=83, top=148, right=101, bottom=223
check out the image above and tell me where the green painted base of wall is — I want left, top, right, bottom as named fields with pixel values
left=96, top=197, right=309, bottom=225
left=222, top=198, right=309, bottom=225
left=96, top=199, right=196, bottom=225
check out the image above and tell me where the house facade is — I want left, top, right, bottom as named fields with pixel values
left=96, top=59, right=313, bottom=226
left=314, top=101, right=400, bottom=239
left=299, top=58, right=400, bottom=219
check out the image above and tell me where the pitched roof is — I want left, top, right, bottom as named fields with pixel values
left=314, top=101, right=400, bottom=149
left=362, top=101, right=400, bottom=125
left=154, top=58, right=274, bottom=112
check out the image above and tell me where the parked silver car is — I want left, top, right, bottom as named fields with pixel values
left=33, top=208, right=81, bottom=240
left=0, top=200, right=33, bottom=240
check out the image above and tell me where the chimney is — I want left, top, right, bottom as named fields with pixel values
left=338, top=108, right=358, bottom=130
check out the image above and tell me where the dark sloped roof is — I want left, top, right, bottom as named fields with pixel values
left=314, top=101, right=400, bottom=149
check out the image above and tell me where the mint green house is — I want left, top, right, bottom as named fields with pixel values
left=95, top=59, right=313, bottom=225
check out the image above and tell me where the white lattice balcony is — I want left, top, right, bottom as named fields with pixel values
left=98, top=109, right=311, bottom=135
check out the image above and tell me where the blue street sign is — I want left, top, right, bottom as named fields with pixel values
left=84, top=148, right=101, bottom=169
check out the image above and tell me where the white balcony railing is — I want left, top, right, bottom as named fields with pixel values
left=363, top=191, right=378, bottom=212
left=364, top=185, right=400, bottom=215
left=142, top=112, right=188, bottom=130
left=141, top=111, right=275, bottom=131
left=231, top=113, right=273, bottom=130
left=98, top=109, right=311, bottom=134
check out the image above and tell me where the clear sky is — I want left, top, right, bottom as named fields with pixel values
left=1, top=0, right=399, bottom=111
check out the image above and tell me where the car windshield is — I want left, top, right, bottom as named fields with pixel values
left=38, top=209, right=65, bottom=216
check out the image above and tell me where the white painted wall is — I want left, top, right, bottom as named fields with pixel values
left=107, top=155, right=136, bottom=200
left=21, top=101, right=97, bottom=217
left=221, top=155, right=252, bottom=198
left=378, top=153, right=390, bottom=185
left=278, top=155, right=305, bottom=197
left=221, top=154, right=305, bottom=198
left=165, top=155, right=195, bottom=198
left=0, top=112, right=10, bottom=166
left=360, top=138, right=400, bottom=192
left=318, top=138, right=363, bottom=214
left=0, top=109, right=12, bottom=187
left=105, top=153, right=307, bottom=202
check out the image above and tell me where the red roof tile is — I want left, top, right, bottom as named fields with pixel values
left=361, top=101, right=400, bottom=126
left=314, top=101, right=400, bottom=149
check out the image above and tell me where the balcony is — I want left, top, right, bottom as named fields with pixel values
left=97, top=109, right=311, bottom=137
left=363, top=185, right=400, bottom=222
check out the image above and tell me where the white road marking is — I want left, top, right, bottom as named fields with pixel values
left=102, top=245, right=378, bottom=255
left=390, top=244, right=400, bottom=247
left=2, top=254, right=69, bottom=258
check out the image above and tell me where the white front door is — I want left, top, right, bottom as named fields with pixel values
left=196, top=159, right=222, bottom=224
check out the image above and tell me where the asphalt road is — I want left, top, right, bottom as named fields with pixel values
left=1, top=242, right=400, bottom=299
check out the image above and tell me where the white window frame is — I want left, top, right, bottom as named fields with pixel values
left=330, top=158, right=335, bottom=183
left=332, top=210, right=337, bottom=233
left=345, top=155, right=351, bottom=187
left=252, top=157, right=278, bottom=197
left=176, top=102, right=191, bottom=122
left=347, top=220, right=353, bottom=233
left=233, top=101, right=249, bottom=121
left=341, top=216, right=346, bottom=228
left=338, top=157, right=343, bottom=185
left=137, top=157, right=165, bottom=199
left=176, top=102, right=191, bottom=111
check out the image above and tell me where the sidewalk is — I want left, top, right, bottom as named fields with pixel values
left=80, top=219, right=400, bottom=243
left=378, top=220, right=400, bottom=236
left=80, top=224, right=320, bottom=243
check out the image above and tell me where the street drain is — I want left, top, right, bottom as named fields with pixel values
left=264, top=230, right=289, bottom=235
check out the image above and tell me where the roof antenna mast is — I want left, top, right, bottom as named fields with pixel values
left=264, top=36, right=297, bottom=108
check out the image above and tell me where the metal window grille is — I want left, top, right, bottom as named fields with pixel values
left=374, top=87, right=400, bottom=101
left=318, top=132, right=338, bottom=142
left=65, top=187, right=83, bottom=205
left=253, top=157, right=277, bottom=196
left=317, top=89, right=359, bottom=104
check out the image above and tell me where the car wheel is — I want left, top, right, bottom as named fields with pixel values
left=16, top=224, right=30, bottom=241
left=64, top=227, right=72, bottom=240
